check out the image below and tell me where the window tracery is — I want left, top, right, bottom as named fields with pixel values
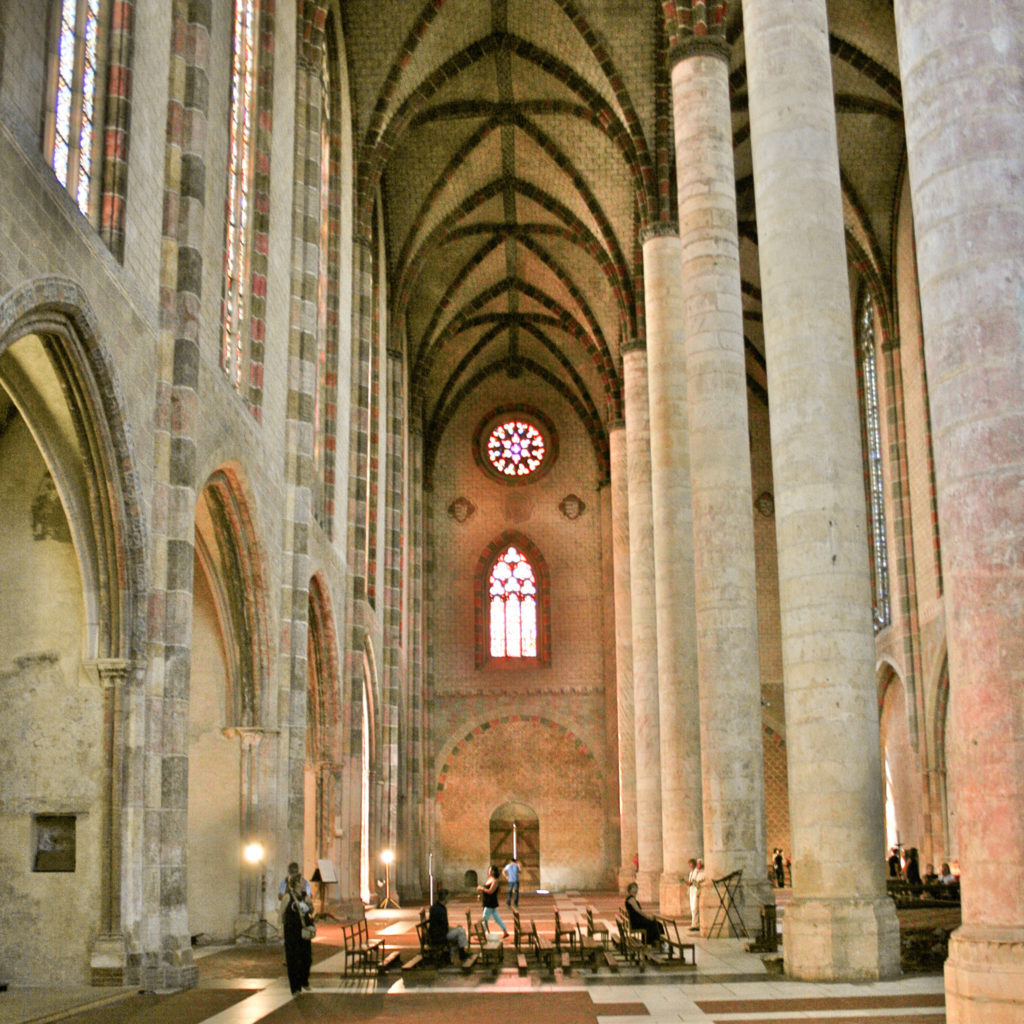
left=489, top=546, right=538, bottom=659
left=487, top=419, right=546, bottom=478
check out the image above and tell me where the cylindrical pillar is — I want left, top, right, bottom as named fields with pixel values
left=895, top=2, right=1024, bottom=1019
left=643, top=228, right=702, bottom=918
left=671, top=37, right=772, bottom=934
left=622, top=342, right=663, bottom=899
left=744, top=0, right=900, bottom=979
left=609, top=423, right=639, bottom=891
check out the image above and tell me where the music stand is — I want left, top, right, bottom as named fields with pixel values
left=312, top=858, right=341, bottom=922
left=708, top=869, right=748, bottom=939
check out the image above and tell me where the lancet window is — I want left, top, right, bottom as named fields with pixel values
left=221, top=0, right=260, bottom=392
left=45, top=0, right=103, bottom=217
left=859, top=293, right=890, bottom=630
left=489, top=546, right=539, bottom=659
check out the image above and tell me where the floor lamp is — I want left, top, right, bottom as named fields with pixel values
left=379, top=849, right=400, bottom=909
left=239, top=841, right=279, bottom=942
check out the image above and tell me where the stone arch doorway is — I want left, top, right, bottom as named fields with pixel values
left=879, top=668, right=922, bottom=856
left=490, top=802, right=540, bottom=892
left=0, top=285, right=146, bottom=986
left=189, top=466, right=271, bottom=942
left=306, top=574, right=342, bottom=899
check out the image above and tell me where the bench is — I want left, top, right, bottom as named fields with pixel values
left=339, top=919, right=385, bottom=975
left=654, top=914, right=696, bottom=966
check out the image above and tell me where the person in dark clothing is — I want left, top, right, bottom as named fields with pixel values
left=428, top=888, right=468, bottom=961
left=625, top=882, right=664, bottom=946
left=888, top=847, right=901, bottom=878
left=278, top=861, right=314, bottom=995
left=904, top=847, right=922, bottom=887
left=773, top=848, right=785, bottom=887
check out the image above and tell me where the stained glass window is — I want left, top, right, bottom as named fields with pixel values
left=489, top=546, right=538, bottom=658
left=221, top=0, right=260, bottom=388
left=860, top=294, right=890, bottom=630
left=487, top=420, right=545, bottom=477
left=47, top=0, right=101, bottom=215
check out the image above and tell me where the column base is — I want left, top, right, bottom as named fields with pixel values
left=659, top=875, right=687, bottom=918
left=784, top=896, right=900, bottom=981
left=90, top=934, right=126, bottom=987
left=945, top=926, right=1024, bottom=1024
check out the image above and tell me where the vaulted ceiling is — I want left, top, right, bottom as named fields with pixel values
left=342, top=1, right=906, bottom=473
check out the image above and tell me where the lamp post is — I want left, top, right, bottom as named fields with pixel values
left=239, top=841, right=278, bottom=942
left=380, top=849, right=399, bottom=909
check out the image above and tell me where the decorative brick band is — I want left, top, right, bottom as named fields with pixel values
left=669, top=35, right=731, bottom=69
left=640, top=222, right=680, bottom=244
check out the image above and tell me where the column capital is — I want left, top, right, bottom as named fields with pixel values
left=609, top=417, right=626, bottom=432
left=640, top=222, right=679, bottom=244
left=621, top=338, right=646, bottom=356
left=669, top=35, right=731, bottom=70
left=386, top=346, right=403, bottom=361
left=83, top=658, right=132, bottom=688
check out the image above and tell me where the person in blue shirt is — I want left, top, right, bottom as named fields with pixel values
left=502, top=857, right=520, bottom=907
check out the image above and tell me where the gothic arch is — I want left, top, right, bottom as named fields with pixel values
left=194, top=465, right=273, bottom=726
left=0, top=277, right=147, bottom=663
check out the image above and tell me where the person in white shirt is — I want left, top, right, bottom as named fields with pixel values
left=687, top=858, right=704, bottom=931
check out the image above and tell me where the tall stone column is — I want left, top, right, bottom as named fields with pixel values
left=895, top=3, right=1024, bottom=1019
left=671, top=35, right=771, bottom=934
left=622, top=343, right=663, bottom=899
left=643, top=229, right=701, bottom=917
left=609, top=423, right=638, bottom=891
left=744, top=0, right=900, bottom=979
left=86, top=658, right=131, bottom=984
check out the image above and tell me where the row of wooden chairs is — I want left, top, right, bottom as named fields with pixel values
left=403, top=903, right=694, bottom=975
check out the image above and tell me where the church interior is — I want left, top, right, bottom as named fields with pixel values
left=0, top=1, right=1021, bottom=1022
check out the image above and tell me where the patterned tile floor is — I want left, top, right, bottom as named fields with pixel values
left=0, top=891, right=947, bottom=1023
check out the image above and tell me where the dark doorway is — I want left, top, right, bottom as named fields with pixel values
left=490, top=802, right=540, bottom=891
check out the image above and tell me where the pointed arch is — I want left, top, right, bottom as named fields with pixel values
left=194, top=466, right=272, bottom=726
left=0, top=277, right=147, bottom=662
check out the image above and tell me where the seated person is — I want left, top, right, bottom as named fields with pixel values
left=938, top=863, right=957, bottom=885
left=625, top=882, right=664, bottom=946
left=923, top=863, right=939, bottom=884
left=428, top=888, right=469, bottom=961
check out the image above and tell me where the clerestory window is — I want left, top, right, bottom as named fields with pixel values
left=45, top=0, right=103, bottom=217
left=221, top=0, right=260, bottom=395
left=858, top=292, right=890, bottom=631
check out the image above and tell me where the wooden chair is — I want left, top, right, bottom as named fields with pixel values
left=654, top=914, right=696, bottom=965
left=553, top=909, right=577, bottom=957
left=473, top=921, right=505, bottom=970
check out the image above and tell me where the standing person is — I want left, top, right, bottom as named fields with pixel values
left=687, top=858, right=704, bottom=931
left=278, top=861, right=314, bottom=995
left=772, top=848, right=785, bottom=887
left=428, top=888, right=469, bottom=962
left=477, top=865, right=509, bottom=938
left=904, top=847, right=922, bottom=887
left=887, top=846, right=901, bottom=878
left=624, top=882, right=664, bottom=945
left=502, top=857, right=520, bottom=908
